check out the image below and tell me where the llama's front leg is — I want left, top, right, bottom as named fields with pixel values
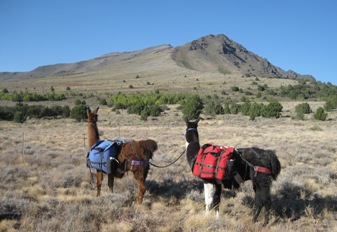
left=136, top=179, right=146, bottom=204
left=213, top=184, right=222, bottom=216
left=204, top=183, right=215, bottom=213
left=107, top=174, right=114, bottom=193
left=96, top=170, right=103, bottom=197
left=134, top=171, right=146, bottom=204
left=204, top=182, right=220, bottom=217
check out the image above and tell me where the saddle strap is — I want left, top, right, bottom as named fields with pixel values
left=130, top=160, right=149, bottom=166
left=254, top=166, right=272, bottom=174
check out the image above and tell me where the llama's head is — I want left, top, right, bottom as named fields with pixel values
left=87, top=107, right=99, bottom=123
left=184, top=117, right=203, bottom=145
left=184, top=117, right=202, bottom=131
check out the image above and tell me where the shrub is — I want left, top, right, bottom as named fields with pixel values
left=114, top=103, right=128, bottom=110
left=223, top=103, right=230, bottom=114
left=215, top=104, right=224, bottom=115
left=266, top=89, right=277, bottom=96
left=248, top=102, right=263, bottom=120
left=140, top=109, right=148, bottom=121
left=204, top=100, right=223, bottom=116
left=0, top=104, right=70, bottom=121
left=314, top=107, right=327, bottom=121
left=241, top=100, right=251, bottom=116
left=261, top=99, right=283, bottom=118
left=257, top=85, right=265, bottom=91
left=229, top=103, right=240, bottom=114
left=62, top=105, right=70, bottom=117
left=324, top=96, right=337, bottom=111
left=149, top=104, right=162, bottom=117
left=204, top=100, right=217, bottom=117
left=13, top=111, right=25, bottom=123
left=127, top=101, right=145, bottom=115
left=181, top=95, right=203, bottom=120
left=295, top=102, right=312, bottom=120
left=27, top=105, right=43, bottom=118
left=231, top=86, right=239, bottom=92
left=70, top=105, right=87, bottom=122
left=0, top=106, right=15, bottom=120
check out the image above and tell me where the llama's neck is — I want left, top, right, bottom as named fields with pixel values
left=185, top=129, right=200, bottom=169
left=88, top=122, right=100, bottom=148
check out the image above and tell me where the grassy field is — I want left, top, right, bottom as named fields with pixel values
left=1, top=102, right=336, bottom=232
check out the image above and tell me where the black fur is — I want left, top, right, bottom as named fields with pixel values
left=185, top=118, right=281, bottom=226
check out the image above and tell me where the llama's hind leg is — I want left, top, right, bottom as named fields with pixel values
left=253, top=196, right=263, bottom=223
left=261, top=188, right=271, bottom=226
left=253, top=187, right=271, bottom=226
left=263, top=197, right=271, bottom=226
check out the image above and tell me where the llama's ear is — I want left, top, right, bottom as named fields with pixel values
left=94, top=107, right=99, bottom=113
left=184, top=117, right=189, bottom=125
left=195, top=116, right=203, bottom=124
left=87, top=106, right=91, bottom=114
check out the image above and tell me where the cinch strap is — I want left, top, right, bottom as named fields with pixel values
left=254, top=166, right=272, bottom=174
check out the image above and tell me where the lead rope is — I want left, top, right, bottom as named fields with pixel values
left=149, top=148, right=186, bottom=168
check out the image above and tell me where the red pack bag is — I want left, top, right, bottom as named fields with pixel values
left=215, top=146, right=234, bottom=180
left=193, top=143, right=234, bottom=180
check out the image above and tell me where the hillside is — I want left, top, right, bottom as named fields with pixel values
left=0, top=34, right=315, bottom=88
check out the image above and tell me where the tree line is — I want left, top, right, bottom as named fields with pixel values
left=1, top=80, right=337, bottom=123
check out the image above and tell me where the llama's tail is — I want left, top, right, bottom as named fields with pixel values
left=269, top=151, right=281, bottom=180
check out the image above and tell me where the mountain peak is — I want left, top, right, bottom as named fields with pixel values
left=172, top=34, right=315, bottom=81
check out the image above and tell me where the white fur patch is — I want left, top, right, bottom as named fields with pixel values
left=185, top=141, right=189, bottom=150
left=204, top=183, right=215, bottom=213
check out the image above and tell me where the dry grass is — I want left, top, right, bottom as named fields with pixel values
left=1, top=103, right=337, bottom=231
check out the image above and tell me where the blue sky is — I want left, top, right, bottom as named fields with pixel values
left=1, top=0, right=336, bottom=85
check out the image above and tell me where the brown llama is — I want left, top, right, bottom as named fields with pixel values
left=87, top=106, right=158, bottom=203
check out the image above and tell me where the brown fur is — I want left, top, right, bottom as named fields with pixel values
left=87, top=107, right=158, bottom=203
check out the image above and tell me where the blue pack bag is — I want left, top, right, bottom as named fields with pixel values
left=87, top=139, right=123, bottom=174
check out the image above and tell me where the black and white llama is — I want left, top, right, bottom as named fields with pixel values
left=185, top=117, right=281, bottom=225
